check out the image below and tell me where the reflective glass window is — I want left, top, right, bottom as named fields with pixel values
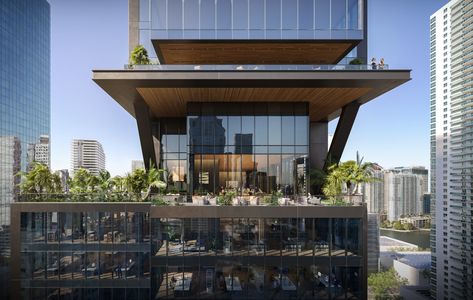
left=168, top=0, right=183, bottom=29
left=315, top=0, right=330, bottom=29
left=299, top=0, right=314, bottom=29
left=255, top=116, right=268, bottom=145
left=331, top=0, right=347, bottom=29
left=200, top=0, right=215, bottom=30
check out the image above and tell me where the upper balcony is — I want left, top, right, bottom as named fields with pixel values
left=134, top=0, right=365, bottom=64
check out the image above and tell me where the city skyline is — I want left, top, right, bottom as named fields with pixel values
left=49, top=0, right=448, bottom=176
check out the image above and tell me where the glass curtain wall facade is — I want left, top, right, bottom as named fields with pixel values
left=0, top=0, right=50, bottom=286
left=187, top=103, right=309, bottom=196
left=16, top=207, right=365, bottom=300
left=138, top=0, right=363, bottom=56
left=152, top=216, right=363, bottom=299
left=20, top=211, right=151, bottom=300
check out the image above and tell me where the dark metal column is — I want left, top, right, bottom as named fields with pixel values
left=134, top=98, right=158, bottom=170
left=310, top=122, right=328, bottom=170
left=324, top=101, right=360, bottom=169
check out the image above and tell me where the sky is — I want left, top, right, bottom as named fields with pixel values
left=50, top=0, right=448, bottom=176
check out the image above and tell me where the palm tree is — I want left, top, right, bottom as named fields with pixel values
left=322, top=153, right=376, bottom=203
left=18, top=162, right=63, bottom=201
left=144, top=163, right=166, bottom=200
left=69, top=168, right=92, bottom=198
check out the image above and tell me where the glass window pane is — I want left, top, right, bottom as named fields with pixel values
left=282, top=0, right=297, bottom=29
left=217, top=0, right=232, bottom=29
left=348, top=0, right=359, bottom=30
left=233, top=0, right=248, bottom=29
left=268, top=155, right=281, bottom=193
left=295, top=116, right=308, bottom=145
left=266, top=0, right=281, bottom=29
left=215, top=116, right=227, bottom=151
left=268, top=116, right=281, bottom=145
left=281, top=116, right=295, bottom=145
left=315, top=0, right=330, bottom=29
left=255, top=155, right=268, bottom=193
left=331, top=0, right=347, bottom=29
left=168, top=0, right=183, bottom=29
left=281, top=155, right=294, bottom=195
left=299, top=0, right=314, bottom=29
left=184, top=0, right=199, bottom=29
left=332, top=218, right=346, bottom=256
left=249, top=0, right=264, bottom=30
left=151, top=0, right=167, bottom=30
left=201, top=0, right=215, bottom=29
left=255, top=116, right=268, bottom=145
left=228, top=116, right=241, bottom=146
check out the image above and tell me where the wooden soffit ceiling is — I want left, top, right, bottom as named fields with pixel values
left=152, top=40, right=359, bottom=65
left=137, top=87, right=372, bottom=122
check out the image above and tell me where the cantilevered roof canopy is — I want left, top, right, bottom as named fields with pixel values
left=92, top=69, right=411, bottom=122
left=152, top=40, right=360, bottom=65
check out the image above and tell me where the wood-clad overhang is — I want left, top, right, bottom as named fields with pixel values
left=152, top=39, right=360, bottom=65
left=92, top=69, right=411, bottom=122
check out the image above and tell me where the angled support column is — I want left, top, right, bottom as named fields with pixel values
left=324, top=101, right=360, bottom=170
left=134, top=98, right=158, bottom=170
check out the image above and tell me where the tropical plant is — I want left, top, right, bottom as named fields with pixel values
left=130, top=45, right=150, bottom=65
left=368, top=268, right=407, bottom=299
left=322, top=153, right=376, bottom=203
left=217, top=191, right=236, bottom=206
left=124, top=163, right=166, bottom=202
left=309, top=168, right=326, bottom=195
left=263, top=191, right=282, bottom=206
left=151, top=196, right=169, bottom=206
left=349, top=58, right=363, bottom=65
left=69, top=168, right=92, bottom=195
left=18, top=162, right=63, bottom=200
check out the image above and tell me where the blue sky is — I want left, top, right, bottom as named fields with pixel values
left=50, top=0, right=448, bottom=176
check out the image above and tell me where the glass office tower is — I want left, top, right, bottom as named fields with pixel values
left=0, top=0, right=50, bottom=292
left=137, top=0, right=364, bottom=63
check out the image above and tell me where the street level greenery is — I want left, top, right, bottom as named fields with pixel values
left=18, top=162, right=166, bottom=203
left=368, top=268, right=407, bottom=300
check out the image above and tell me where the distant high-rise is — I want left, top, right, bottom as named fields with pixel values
left=27, top=135, right=50, bottom=168
left=131, top=160, right=145, bottom=171
left=0, top=0, right=50, bottom=290
left=430, top=1, right=473, bottom=298
left=385, top=171, right=423, bottom=221
left=71, top=140, right=105, bottom=176
left=364, top=166, right=427, bottom=220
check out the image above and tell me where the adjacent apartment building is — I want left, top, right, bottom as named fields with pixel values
left=364, top=166, right=428, bottom=221
left=0, top=0, right=50, bottom=295
left=11, top=0, right=411, bottom=299
left=430, top=0, right=473, bottom=299
left=71, top=139, right=106, bottom=176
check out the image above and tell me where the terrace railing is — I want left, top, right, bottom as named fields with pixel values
left=123, top=63, right=389, bottom=71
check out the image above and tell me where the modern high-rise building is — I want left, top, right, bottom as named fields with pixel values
left=11, top=1, right=412, bottom=299
left=364, top=166, right=427, bottom=220
left=385, top=171, right=424, bottom=221
left=0, top=0, right=50, bottom=293
left=71, top=139, right=106, bottom=176
left=430, top=1, right=473, bottom=299
left=27, top=135, right=50, bottom=168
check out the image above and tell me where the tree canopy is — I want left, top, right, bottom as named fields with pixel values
left=368, top=268, right=407, bottom=300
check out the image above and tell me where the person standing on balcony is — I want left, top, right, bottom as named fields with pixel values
left=371, top=58, right=377, bottom=70
left=379, top=58, right=385, bottom=69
